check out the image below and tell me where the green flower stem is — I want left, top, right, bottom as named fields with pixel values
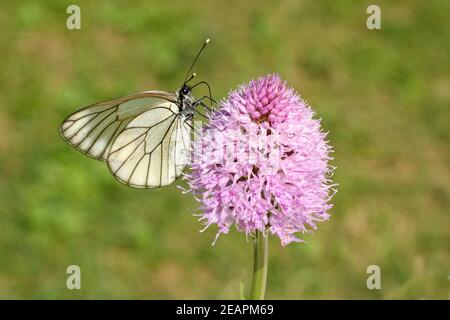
left=249, top=230, right=268, bottom=300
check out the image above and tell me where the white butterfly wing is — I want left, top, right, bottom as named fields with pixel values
left=107, top=102, right=192, bottom=188
left=59, top=91, right=177, bottom=161
left=172, top=114, right=192, bottom=179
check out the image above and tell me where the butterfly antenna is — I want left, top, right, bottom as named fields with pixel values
left=185, top=73, right=196, bottom=84
left=183, top=38, right=210, bottom=84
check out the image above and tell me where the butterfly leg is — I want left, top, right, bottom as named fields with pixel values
left=183, top=118, right=201, bottom=136
left=194, top=108, right=209, bottom=120
left=194, top=95, right=217, bottom=109
left=195, top=101, right=216, bottom=118
left=193, top=97, right=216, bottom=117
left=191, top=81, right=216, bottom=108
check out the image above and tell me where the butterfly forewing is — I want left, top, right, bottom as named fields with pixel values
left=59, top=91, right=177, bottom=161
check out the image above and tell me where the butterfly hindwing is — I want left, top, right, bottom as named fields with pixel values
left=107, top=102, right=192, bottom=188
left=171, top=115, right=192, bottom=179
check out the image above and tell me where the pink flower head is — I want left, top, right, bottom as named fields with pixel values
left=185, top=74, right=336, bottom=245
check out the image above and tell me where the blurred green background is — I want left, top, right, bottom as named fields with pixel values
left=0, top=0, right=448, bottom=299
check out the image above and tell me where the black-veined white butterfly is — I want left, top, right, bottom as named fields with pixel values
left=59, top=39, right=214, bottom=189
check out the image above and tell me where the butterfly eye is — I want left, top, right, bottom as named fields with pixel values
left=181, top=86, right=190, bottom=95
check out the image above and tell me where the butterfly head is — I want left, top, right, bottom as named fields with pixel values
left=178, top=82, right=193, bottom=101
left=178, top=71, right=195, bottom=109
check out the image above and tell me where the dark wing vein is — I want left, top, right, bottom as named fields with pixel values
left=86, top=119, right=123, bottom=155
left=113, top=139, right=146, bottom=175
left=173, top=119, right=179, bottom=179
left=73, top=109, right=117, bottom=147
left=161, top=116, right=179, bottom=186
left=66, top=107, right=116, bottom=140
left=145, top=115, right=177, bottom=187
left=146, top=152, right=152, bottom=186
left=107, top=114, right=174, bottom=156
left=180, top=119, right=189, bottom=157
left=127, top=153, right=147, bottom=185
left=109, top=114, right=178, bottom=188
left=62, top=105, right=116, bottom=133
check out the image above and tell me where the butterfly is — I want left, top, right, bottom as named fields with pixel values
left=59, top=39, right=214, bottom=189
